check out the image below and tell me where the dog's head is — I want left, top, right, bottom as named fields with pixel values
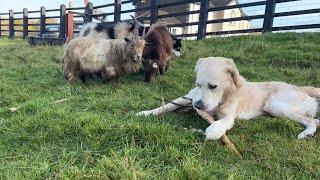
left=192, top=57, right=244, bottom=112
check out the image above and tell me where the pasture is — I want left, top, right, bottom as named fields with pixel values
left=1, top=33, right=320, bottom=179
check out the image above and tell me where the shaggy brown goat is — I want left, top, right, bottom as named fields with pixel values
left=142, top=23, right=173, bottom=82
left=63, top=35, right=145, bottom=83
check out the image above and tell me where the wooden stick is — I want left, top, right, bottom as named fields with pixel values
left=50, top=98, right=69, bottom=104
left=195, top=108, right=241, bottom=156
left=9, top=106, right=20, bottom=112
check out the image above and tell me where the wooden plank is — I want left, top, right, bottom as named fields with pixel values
left=272, top=24, right=320, bottom=31
left=0, top=14, right=2, bottom=37
left=40, top=6, right=46, bottom=36
left=59, top=4, right=66, bottom=38
left=150, top=0, right=158, bottom=24
left=197, top=0, right=209, bottom=40
left=274, top=8, right=320, bottom=18
left=263, top=0, right=276, bottom=33
left=206, top=28, right=263, bottom=36
left=9, top=9, right=14, bottom=38
left=207, top=14, right=265, bottom=24
left=208, top=1, right=266, bottom=12
left=66, top=12, right=74, bottom=41
left=23, top=8, right=28, bottom=38
left=114, top=0, right=122, bottom=23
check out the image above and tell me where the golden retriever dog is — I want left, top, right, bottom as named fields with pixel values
left=137, top=57, right=320, bottom=140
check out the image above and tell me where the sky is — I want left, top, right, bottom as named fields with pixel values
left=0, top=0, right=117, bottom=13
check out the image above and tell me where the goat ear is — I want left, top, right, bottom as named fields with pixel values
left=152, top=62, right=159, bottom=69
left=225, top=59, right=244, bottom=88
left=124, top=37, right=131, bottom=42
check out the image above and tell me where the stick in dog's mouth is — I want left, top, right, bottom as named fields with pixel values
left=153, top=96, right=241, bottom=156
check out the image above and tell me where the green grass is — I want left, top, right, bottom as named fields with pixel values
left=1, top=33, right=320, bottom=179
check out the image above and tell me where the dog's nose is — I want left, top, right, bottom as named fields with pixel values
left=136, top=55, right=141, bottom=60
left=194, top=100, right=205, bottom=110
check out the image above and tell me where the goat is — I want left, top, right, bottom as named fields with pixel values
left=142, top=23, right=173, bottom=82
left=79, top=16, right=182, bottom=56
left=63, top=34, right=146, bottom=83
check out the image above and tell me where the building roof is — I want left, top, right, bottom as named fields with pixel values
left=133, top=0, right=248, bottom=23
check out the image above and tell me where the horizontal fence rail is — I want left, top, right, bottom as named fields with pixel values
left=0, top=0, right=319, bottom=40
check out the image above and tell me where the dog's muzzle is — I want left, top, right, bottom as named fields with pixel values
left=194, top=100, right=205, bottom=110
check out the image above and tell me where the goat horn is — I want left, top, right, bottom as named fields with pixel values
left=130, top=15, right=144, bottom=27
left=130, top=15, right=143, bottom=36
left=142, top=27, right=146, bottom=38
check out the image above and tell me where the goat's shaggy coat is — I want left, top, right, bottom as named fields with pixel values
left=79, top=22, right=134, bottom=40
left=63, top=36, right=145, bottom=82
left=142, top=23, right=173, bottom=82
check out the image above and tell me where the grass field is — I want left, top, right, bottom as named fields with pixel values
left=1, top=33, right=320, bottom=179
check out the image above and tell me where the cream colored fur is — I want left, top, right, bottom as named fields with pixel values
left=114, top=22, right=133, bottom=39
left=137, top=57, right=320, bottom=140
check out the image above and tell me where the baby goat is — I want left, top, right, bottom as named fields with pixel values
left=142, top=23, right=173, bottom=82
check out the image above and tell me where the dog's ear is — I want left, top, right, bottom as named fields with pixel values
left=225, top=58, right=243, bottom=88
left=195, top=58, right=205, bottom=73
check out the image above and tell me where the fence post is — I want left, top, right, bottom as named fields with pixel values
left=9, top=9, right=14, bottom=38
left=66, top=12, right=74, bottom=41
left=40, top=6, right=46, bottom=37
left=150, top=0, right=158, bottom=24
left=262, top=0, right=276, bottom=33
left=0, top=15, right=2, bottom=37
left=23, top=8, right=28, bottom=38
left=59, top=4, right=66, bottom=38
left=85, top=2, right=93, bottom=23
left=197, top=0, right=209, bottom=40
left=114, top=0, right=121, bottom=23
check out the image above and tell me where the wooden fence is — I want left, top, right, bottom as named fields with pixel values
left=0, top=0, right=319, bottom=40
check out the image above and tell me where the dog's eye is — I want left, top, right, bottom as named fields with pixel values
left=208, top=84, right=217, bottom=89
left=196, top=83, right=201, bottom=88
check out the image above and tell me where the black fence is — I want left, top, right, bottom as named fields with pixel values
left=0, top=0, right=319, bottom=40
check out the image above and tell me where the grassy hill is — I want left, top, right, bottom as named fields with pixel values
left=1, top=33, right=320, bottom=179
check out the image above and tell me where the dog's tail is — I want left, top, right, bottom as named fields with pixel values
left=299, top=86, right=320, bottom=99
left=79, top=22, right=98, bottom=37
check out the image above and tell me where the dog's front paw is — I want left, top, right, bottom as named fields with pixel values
left=136, top=110, right=155, bottom=116
left=205, top=121, right=227, bottom=140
